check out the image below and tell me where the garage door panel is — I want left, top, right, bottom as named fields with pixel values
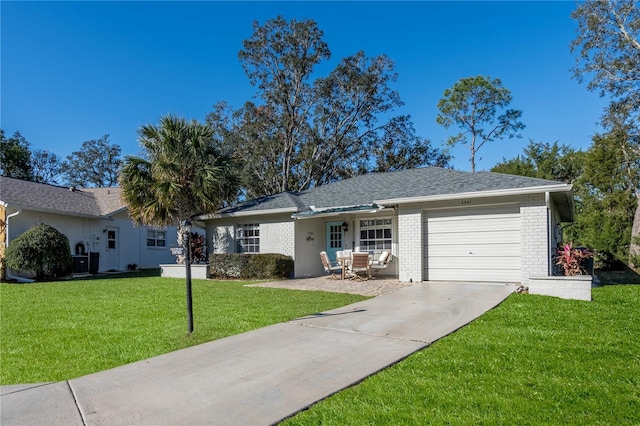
left=428, top=217, right=520, bottom=233
left=428, top=256, right=519, bottom=270
left=427, top=243, right=520, bottom=257
left=428, top=231, right=520, bottom=245
left=428, top=267, right=521, bottom=282
left=425, top=206, right=522, bottom=283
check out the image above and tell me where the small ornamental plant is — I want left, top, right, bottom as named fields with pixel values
left=555, top=242, right=593, bottom=276
left=190, top=232, right=207, bottom=264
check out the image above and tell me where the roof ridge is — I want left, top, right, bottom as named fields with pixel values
left=282, top=191, right=308, bottom=211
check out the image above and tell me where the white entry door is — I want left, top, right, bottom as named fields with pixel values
left=424, top=205, right=521, bottom=282
left=105, top=226, right=120, bottom=271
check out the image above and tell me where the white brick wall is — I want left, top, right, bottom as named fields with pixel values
left=397, top=203, right=423, bottom=282
left=207, top=215, right=295, bottom=257
left=261, top=220, right=295, bottom=257
left=520, top=194, right=549, bottom=284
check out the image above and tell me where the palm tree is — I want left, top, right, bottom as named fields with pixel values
left=119, top=114, right=240, bottom=333
left=120, top=114, right=239, bottom=230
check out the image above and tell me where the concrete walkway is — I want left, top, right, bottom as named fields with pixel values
left=1, top=282, right=517, bottom=426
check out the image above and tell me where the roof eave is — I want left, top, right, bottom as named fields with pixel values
left=550, top=190, right=575, bottom=223
left=375, top=184, right=573, bottom=206
left=105, top=206, right=128, bottom=217
left=2, top=203, right=107, bottom=219
left=292, top=204, right=388, bottom=220
left=196, top=207, right=299, bottom=220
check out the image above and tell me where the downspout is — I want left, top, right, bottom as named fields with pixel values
left=5, top=208, right=35, bottom=283
left=545, top=192, right=552, bottom=276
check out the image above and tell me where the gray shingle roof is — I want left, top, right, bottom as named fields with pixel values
left=213, top=167, right=569, bottom=215
left=0, top=176, right=125, bottom=217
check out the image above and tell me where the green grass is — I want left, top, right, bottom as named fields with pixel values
left=0, top=275, right=367, bottom=385
left=285, top=285, right=640, bottom=425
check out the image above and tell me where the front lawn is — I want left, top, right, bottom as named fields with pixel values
left=285, top=285, right=640, bottom=425
left=0, top=275, right=366, bottom=385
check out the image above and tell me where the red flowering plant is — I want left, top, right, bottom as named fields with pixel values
left=175, top=232, right=208, bottom=264
left=555, top=242, right=593, bottom=276
left=189, top=232, right=208, bottom=264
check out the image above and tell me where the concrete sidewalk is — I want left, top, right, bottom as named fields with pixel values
left=1, top=282, right=517, bottom=425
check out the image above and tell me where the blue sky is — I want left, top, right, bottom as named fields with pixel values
left=2, top=1, right=609, bottom=172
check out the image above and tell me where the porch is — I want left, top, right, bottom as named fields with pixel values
left=245, top=275, right=410, bottom=296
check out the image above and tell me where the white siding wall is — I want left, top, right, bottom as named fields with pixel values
left=210, top=224, right=235, bottom=254
left=136, top=224, right=180, bottom=269
left=293, top=218, right=325, bottom=278
left=397, top=203, right=423, bottom=282
left=5, top=208, right=177, bottom=275
left=520, top=194, right=549, bottom=284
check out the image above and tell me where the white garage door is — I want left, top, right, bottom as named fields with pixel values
left=424, top=205, right=521, bottom=282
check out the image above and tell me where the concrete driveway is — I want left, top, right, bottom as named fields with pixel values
left=1, top=281, right=517, bottom=425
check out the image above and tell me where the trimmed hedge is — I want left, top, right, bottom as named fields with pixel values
left=209, top=253, right=294, bottom=280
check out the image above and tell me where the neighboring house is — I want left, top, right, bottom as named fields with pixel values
left=198, top=167, right=573, bottom=285
left=0, top=176, right=179, bottom=280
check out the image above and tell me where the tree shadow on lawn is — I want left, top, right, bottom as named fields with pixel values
left=68, top=268, right=161, bottom=281
left=596, top=268, right=640, bottom=285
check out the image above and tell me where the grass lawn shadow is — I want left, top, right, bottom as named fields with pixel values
left=596, top=268, right=640, bottom=285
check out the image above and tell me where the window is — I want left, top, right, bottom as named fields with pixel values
left=329, top=223, right=343, bottom=249
left=359, top=218, right=392, bottom=255
left=237, top=223, right=260, bottom=253
left=146, top=229, right=166, bottom=247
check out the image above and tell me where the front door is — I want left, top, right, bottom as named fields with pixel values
left=325, top=221, right=344, bottom=262
left=105, top=226, right=120, bottom=271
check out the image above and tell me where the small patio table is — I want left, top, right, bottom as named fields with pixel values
left=336, top=255, right=351, bottom=280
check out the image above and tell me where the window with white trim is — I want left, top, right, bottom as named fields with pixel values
left=146, top=229, right=166, bottom=247
left=359, top=218, right=392, bottom=255
left=237, top=223, right=260, bottom=253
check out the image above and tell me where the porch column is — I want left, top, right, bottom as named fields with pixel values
left=397, top=203, right=423, bottom=282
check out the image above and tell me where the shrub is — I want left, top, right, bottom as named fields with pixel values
left=5, top=223, right=72, bottom=280
left=209, top=253, right=294, bottom=279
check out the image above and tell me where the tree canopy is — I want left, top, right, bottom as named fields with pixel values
left=571, top=0, right=640, bottom=132
left=208, top=16, right=449, bottom=199
left=31, top=149, right=62, bottom=184
left=60, top=135, right=122, bottom=188
left=491, top=140, right=584, bottom=184
left=571, top=0, right=640, bottom=267
left=436, top=75, right=525, bottom=173
left=568, top=128, right=639, bottom=266
left=0, top=130, right=33, bottom=180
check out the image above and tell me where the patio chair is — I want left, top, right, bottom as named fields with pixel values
left=349, top=252, right=370, bottom=280
left=369, top=250, right=391, bottom=277
left=320, top=251, right=342, bottom=279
